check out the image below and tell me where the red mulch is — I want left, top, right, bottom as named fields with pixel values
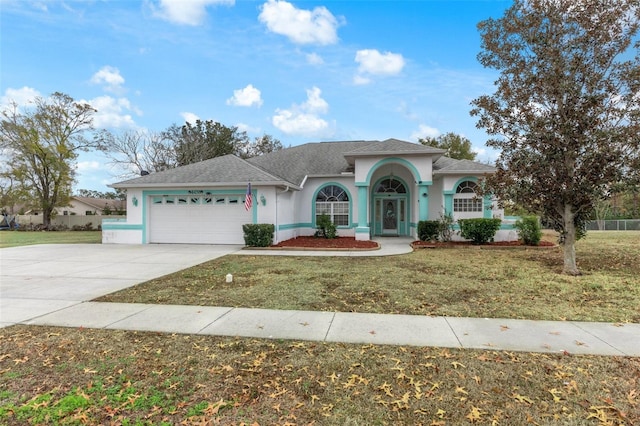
left=272, top=236, right=379, bottom=249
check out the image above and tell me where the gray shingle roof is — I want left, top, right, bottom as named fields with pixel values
left=112, top=154, right=285, bottom=188
left=433, top=156, right=496, bottom=174
left=111, top=140, right=495, bottom=188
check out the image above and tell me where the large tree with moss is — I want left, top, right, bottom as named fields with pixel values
left=471, top=0, right=640, bottom=275
left=0, top=92, right=97, bottom=228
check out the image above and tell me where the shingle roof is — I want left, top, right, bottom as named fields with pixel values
left=111, top=140, right=495, bottom=188
left=433, top=156, right=496, bottom=174
left=112, top=154, right=286, bottom=188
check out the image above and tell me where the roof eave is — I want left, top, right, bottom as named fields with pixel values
left=110, top=181, right=301, bottom=190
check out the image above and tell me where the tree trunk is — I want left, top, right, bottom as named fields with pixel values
left=562, top=204, right=581, bottom=275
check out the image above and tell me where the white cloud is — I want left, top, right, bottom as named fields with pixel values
left=181, top=112, right=200, bottom=124
left=259, top=0, right=341, bottom=45
left=354, top=49, right=405, bottom=83
left=85, top=96, right=141, bottom=129
left=76, top=161, right=101, bottom=172
left=306, top=52, right=324, bottom=65
left=352, top=75, right=371, bottom=86
left=226, top=84, right=263, bottom=107
left=0, top=86, right=41, bottom=109
left=272, top=86, right=331, bottom=136
left=90, top=66, right=125, bottom=93
left=151, top=0, right=234, bottom=26
left=236, top=122, right=262, bottom=134
left=410, top=124, right=440, bottom=141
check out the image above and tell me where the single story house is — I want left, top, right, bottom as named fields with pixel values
left=103, top=138, right=517, bottom=244
left=58, top=196, right=126, bottom=216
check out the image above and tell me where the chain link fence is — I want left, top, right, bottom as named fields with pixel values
left=586, top=220, right=640, bottom=231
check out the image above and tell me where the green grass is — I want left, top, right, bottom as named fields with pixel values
left=0, top=231, right=102, bottom=248
left=98, top=231, right=640, bottom=323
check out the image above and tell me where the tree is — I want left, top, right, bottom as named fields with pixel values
left=165, top=120, right=249, bottom=166
left=0, top=92, right=96, bottom=228
left=97, top=129, right=177, bottom=178
left=238, top=134, right=284, bottom=159
left=419, top=132, right=477, bottom=160
left=470, top=0, right=640, bottom=275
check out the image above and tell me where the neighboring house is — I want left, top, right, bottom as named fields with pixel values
left=58, top=197, right=126, bottom=216
left=103, top=138, right=517, bottom=245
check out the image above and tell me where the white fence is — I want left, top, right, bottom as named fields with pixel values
left=13, top=215, right=126, bottom=230
left=586, top=219, right=640, bottom=231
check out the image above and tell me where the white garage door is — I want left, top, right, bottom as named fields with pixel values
left=148, top=194, right=251, bottom=244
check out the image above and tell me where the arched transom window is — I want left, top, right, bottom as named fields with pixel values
left=316, top=185, right=349, bottom=226
left=453, top=181, right=483, bottom=212
left=375, top=178, right=407, bottom=194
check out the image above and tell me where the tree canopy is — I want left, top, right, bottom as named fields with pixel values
left=0, top=92, right=96, bottom=227
left=99, top=121, right=283, bottom=179
left=419, top=132, right=477, bottom=160
left=471, top=0, right=640, bottom=275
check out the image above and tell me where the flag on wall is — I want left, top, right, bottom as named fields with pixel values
left=244, top=183, right=253, bottom=211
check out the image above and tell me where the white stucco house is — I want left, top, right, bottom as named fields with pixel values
left=102, top=138, right=517, bottom=245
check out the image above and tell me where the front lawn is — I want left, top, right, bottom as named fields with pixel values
left=1, top=326, right=638, bottom=425
left=98, top=231, right=640, bottom=323
left=0, top=231, right=102, bottom=248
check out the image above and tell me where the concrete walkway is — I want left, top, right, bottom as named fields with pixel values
left=1, top=240, right=638, bottom=356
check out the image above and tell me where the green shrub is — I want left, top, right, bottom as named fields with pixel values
left=515, top=216, right=542, bottom=245
left=242, top=223, right=275, bottom=247
left=418, top=220, right=440, bottom=241
left=315, top=214, right=337, bottom=239
left=458, top=218, right=502, bottom=244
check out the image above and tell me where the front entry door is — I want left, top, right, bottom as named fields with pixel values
left=382, top=199, right=398, bottom=235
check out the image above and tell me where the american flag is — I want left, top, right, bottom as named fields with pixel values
left=244, top=183, right=253, bottom=211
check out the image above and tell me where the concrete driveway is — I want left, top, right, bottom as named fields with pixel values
left=0, top=243, right=243, bottom=327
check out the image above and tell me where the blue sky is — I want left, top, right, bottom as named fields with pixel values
left=1, top=0, right=511, bottom=193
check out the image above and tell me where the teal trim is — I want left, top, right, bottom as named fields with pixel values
left=483, top=195, right=493, bottom=219
left=311, top=182, right=353, bottom=229
left=102, top=223, right=143, bottom=231
left=371, top=175, right=411, bottom=237
left=278, top=222, right=313, bottom=230
left=357, top=186, right=368, bottom=230
left=364, top=157, right=424, bottom=185
left=444, top=193, right=453, bottom=216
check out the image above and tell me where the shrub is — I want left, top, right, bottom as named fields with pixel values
left=458, top=218, right=502, bottom=244
left=242, top=223, right=275, bottom=247
left=438, top=213, right=454, bottom=242
left=315, top=214, right=337, bottom=239
left=515, top=216, right=542, bottom=245
left=418, top=220, right=440, bottom=241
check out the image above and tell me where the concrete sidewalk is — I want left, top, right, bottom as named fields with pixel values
left=21, top=302, right=640, bottom=356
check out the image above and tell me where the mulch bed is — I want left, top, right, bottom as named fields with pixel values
left=270, top=236, right=379, bottom=250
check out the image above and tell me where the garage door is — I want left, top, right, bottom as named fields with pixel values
left=148, top=194, right=251, bottom=244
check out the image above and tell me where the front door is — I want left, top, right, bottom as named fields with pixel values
left=382, top=199, right=398, bottom=235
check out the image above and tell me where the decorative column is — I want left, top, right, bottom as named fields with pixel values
left=443, top=191, right=454, bottom=217
left=418, top=183, right=429, bottom=221
left=355, top=183, right=370, bottom=240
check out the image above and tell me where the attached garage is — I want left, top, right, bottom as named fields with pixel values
left=148, top=193, right=250, bottom=244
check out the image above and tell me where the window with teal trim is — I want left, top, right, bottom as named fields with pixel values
left=375, top=178, right=406, bottom=193
left=453, top=181, right=482, bottom=212
left=316, top=185, right=349, bottom=226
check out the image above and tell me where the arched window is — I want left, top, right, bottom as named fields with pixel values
left=375, top=177, right=407, bottom=194
left=453, top=181, right=482, bottom=212
left=316, top=185, right=349, bottom=226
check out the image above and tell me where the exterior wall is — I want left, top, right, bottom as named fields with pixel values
left=290, top=176, right=358, bottom=238
left=102, top=189, right=145, bottom=244
left=428, top=178, right=444, bottom=220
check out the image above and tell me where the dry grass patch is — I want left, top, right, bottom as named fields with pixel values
left=98, top=232, right=640, bottom=323
left=0, top=231, right=101, bottom=248
left=1, top=326, right=638, bottom=425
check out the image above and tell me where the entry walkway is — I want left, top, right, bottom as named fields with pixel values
left=1, top=240, right=638, bottom=356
